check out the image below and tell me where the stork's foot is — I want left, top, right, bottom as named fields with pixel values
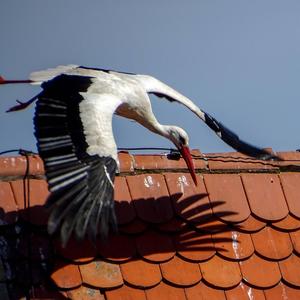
left=6, top=93, right=40, bottom=113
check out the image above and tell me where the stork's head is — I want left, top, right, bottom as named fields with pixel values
left=166, top=126, right=197, bottom=185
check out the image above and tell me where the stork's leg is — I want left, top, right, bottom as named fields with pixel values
left=6, top=93, right=41, bottom=113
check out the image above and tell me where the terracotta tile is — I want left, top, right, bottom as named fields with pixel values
left=185, top=281, right=226, bottom=300
left=30, top=284, right=68, bottom=299
left=200, top=255, right=242, bottom=288
left=271, top=214, right=300, bottom=231
left=241, top=174, right=289, bottom=221
left=54, top=237, right=97, bottom=263
left=290, top=230, right=300, bottom=256
left=79, top=260, right=123, bottom=288
left=235, top=215, right=266, bottom=233
left=119, top=219, right=148, bottom=234
left=114, top=177, right=136, bottom=225
left=0, top=181, right=18, bottom=224
left=157, top=218, right=187, bottom=233
left=264, top=282, right=300, bottom=300
left=117, top=152, right=134, bottom=173
left=174, top=228, right=215, bottom=262
left=120, top=259, right=161, bottom=288
left=204, top=174, right=250, bottom=223
left=279, top=254, right=300, bottom=287
left=213, top=230, right=254, bottom=260
left=10, top=179, right=49, bottom=225
left=145, top=281, right=187, bottom=300
left=190, top=149, right=207, bottom=170
left=239, top=254, right=281, bottom=288
left=194, top=215, right=229, bottom=234
left=0, top=155, right=44, bottom=177
left=97, top=234, right=136, bottom=262
left=67, top=285, right=105, bottom=300
left=165, top=173, right=212, bottom=223
left=280, top=173, right=300, bottom=219
left=133, top=154, right=167, bottom=170
left=251, top=226, right=293, bottom=260
left=205, top=151, right=278, bottom=171
left=126, top=174, right=173, bottom=223
left=135, top=230, right=175, bottom=262
left=50, top=261, right=82, bottom=289
left=276, top=151, right=300, bottom=167
left=160, top=255, right=201, bottom=287
left=225, top=282, right=266, bottom=300
left=105, top=284, right=147, bottom=300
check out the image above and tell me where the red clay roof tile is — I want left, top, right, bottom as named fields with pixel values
left=114, top=177, right=136, bottom=225
left=264, top=282, right=300, bottom=300
left=105, top=285, right=147, bottom=300
left=289, top=230, right=300, bottom=256
left=235, top=214, right=266, bottom=232
left=67, top=285, right=105, bottom=300
left=120, top=260, right=161, bottom=288
left=204, top=174, right=250, bottom=223
left=79, top=260, right=123, bottom=288
left=200, top=255, right=242, bottom=288
left=280, top=173, right=300, bottom=219
left=213, top=230, right=254, bottom=260
left=126, top=174, right=173, bottom=223
left=241, top=174, right=289, bottom=221
left=160, top=255, right=201, bottom=287
left=174, top=228, right=215, bottom=262
left=0, top=181, right=17, bottom=224
left=50, top=261, right=82, bottom=289
left=145, top=282, right=187, bottom=300
left=165, top=173, right=212, bottom=223
left=225, top=282, right=266, bottom=300
left=117, top=152, right=134, bottom=173
left=251, top=226, right=293, bottom=260
left=119, top=219, right=148, bottom=234
left=271, top=214, right=300, bottom=231
left=185, top=281, right=226, bottom=300
left=135, top=230, right=175, bottom=262
left=276, top=151, right=300, bottom=167
left=239, top=254, right=281, bottom=288
left=279, top=254, right=300, bottom=287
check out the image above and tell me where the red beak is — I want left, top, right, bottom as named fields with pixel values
left=0, top=76, right=32, bottom=84
left=179, top=146, right=197, bottom=185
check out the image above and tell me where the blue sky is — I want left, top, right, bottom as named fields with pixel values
left=1, top=1, right=299, bottom=155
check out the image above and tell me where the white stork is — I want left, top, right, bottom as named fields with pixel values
left=0, top=65, right=274, bottom=246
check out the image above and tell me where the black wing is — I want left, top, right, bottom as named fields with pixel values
left=34, top=74, right=117, bottom=246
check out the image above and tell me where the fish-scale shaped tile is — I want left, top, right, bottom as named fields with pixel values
left=239, top=254, right=281, bottom=288
left=50, top=261, right=82, bottom=289
left=145, top=281, right=187, bottom=300
left=0, top=181, right=18, bottom=224
left=67, top=285, right=105, bottom=300
left=225, top=282, right=266, bottom=300
left=10, top=179, right=49, bottom=225
left=194, top=216, right=229, bottom=234
left=97, top=234, right=136, bottom=262
left=264, top=282, right=300, bottom=300
left=185, top=281, right=226, bottom=300
left=204, top=174, right=251, bottom=223
left=157, top=217, right=186, bottom=233
left=235, top=215, right=266, bottom=233
left=79, top=260, right=123, bottom=289
left=174, top=228, right=215, bottom=262
left=279, top=254, right=300, bottom=287
left=272, top=214, right=300, bottom=231
left=200, top=255, right=242, bottom=288
left=289, top=231, right=300, bottom=256
left=126, top=174, right=173, bottom=223
left=213, top=230, right=254, bottom=260
left=280, top=173, right=300, bottom=219
left=120, top=259, right=161, bottom=288
left=241, top=174, right=289, bottom=221
left=114, top=177, right=136, bottom=225
left=251, top=226, right=293, bottom=260
left=135, top=230, right=175, bottom=262
left=160, top=255, right=201, bottom=287
left=164, top=173, right=212, bottom=224
left=54, top=237, right=97, bottom=263
left=105, top=284, right=147, bottom=300
left=119, top=219, right=148, bottom=234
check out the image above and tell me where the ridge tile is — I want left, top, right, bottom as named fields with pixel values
left=0, top=182, right=18, bottom=224
left=241, top=174, right=289, bottom=221
left=160, top=255, right=202, bottom=287
left=200, top=255, right=242, bottom=288
left=239, top=254, right=281, bottom=288
left=117, top=151, right=134, bottom=173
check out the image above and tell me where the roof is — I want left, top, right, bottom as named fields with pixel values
left=1, top=149, right=300, bottom=299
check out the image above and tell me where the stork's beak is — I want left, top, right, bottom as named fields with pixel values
left=179, top=146, right=197, bottom=185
